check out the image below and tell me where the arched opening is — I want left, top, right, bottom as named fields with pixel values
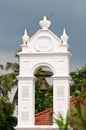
left=34, top=66, right=53, bottom=125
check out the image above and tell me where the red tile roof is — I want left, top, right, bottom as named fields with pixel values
left=35, top=108, right=53, bottom=125
left=35, top=96, right=86, bottom=125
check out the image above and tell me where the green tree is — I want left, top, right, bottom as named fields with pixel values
left=70, top=65, right=86, bottom=96
left=0, top=97, right=17, bottom=130
left=70, top=65, right=86, bottom=129
left=70, top=94, right=86, bottom=130
left=5, top=62, right=19, bottom=105
left=0, top=64, right=17, bottom=130
left=0, top=72, right=18, bottom=97
left=0, top=64, right=4, bottom=70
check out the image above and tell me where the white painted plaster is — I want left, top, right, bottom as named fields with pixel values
left=16, top=16, right=71, bottom=130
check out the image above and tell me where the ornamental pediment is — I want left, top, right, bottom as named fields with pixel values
left=29, top=29, right=61, bottom=53
left=21, top=16, right=69, bottom=54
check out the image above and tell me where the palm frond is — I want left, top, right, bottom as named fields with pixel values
left=0, top=64, right=4, bottom=70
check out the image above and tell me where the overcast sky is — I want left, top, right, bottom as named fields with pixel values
left=0, top=0, right=86, bottom=71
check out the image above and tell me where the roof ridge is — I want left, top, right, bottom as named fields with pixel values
left=35, top=108, right=53, bottom=117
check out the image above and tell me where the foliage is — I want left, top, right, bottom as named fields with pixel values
left=35, top=68, right=53, bottom=77
left=70, top=65, right=86, bottom=129
left=4, top=62, right=19, bottom=105
left=70, top=65, right=86, bottom=96
left=0, top=97, right=17, bottom=130
left=70, top=94, right=86, bottom=130
left=0, top=64, right=4, bottom=70
left=71, top=106, right=86, bottom=130
left=0, top=72, right=18, bottom=97
left=35, top=69, right=53, bottom=114
left=0, top=64, right=17, bottom=130
left=54, top=111, right=70, bottom=130
left=6, top=62, right=19, bottom=72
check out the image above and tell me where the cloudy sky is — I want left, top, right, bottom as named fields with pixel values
left=0, top=0, right=86, bottom=71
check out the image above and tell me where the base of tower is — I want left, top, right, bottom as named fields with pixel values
left=15, top=125, right=73, bottom=130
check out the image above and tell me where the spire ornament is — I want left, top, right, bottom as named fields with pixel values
left=39, top=16, right=51, bottom=30
left=22, top=29, right=29, bottom=45
left=61, top=28, right=68, bottom=44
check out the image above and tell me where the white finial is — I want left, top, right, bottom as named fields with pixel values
left=44, top=16, right=47, bottom=20
left=63, top=28, right=66, bottom=35
left=61, top=28, right=68, bottom=44
left=25, top=29, right=27, bottom=35
left=22, top=29, right=29, bottom=45
left=39, top=16, right=51, bottom=30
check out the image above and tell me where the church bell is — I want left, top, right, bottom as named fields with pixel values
left=39, top=76, right=47, bottom=91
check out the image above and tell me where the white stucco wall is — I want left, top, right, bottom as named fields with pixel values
left=16, top=16, right=71, bottom=130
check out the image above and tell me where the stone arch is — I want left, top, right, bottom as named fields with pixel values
left=32, top=62, right=55, bottom=76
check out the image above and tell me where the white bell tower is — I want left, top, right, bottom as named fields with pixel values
left=16, top=16, right=71, bottom=130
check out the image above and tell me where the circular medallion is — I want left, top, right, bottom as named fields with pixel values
left=35, top=36, right=53, bottom=52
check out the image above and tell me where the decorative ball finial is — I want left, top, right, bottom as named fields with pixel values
left=39, top=16, right=51, bottom=30
left=61, top=28, right=68, bottom=44
left=22, top=29, right=29, bottom=45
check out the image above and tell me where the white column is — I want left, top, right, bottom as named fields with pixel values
left=53, top=76, right=70, bottom=124
left=17, top=76, right=35, bottom=127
